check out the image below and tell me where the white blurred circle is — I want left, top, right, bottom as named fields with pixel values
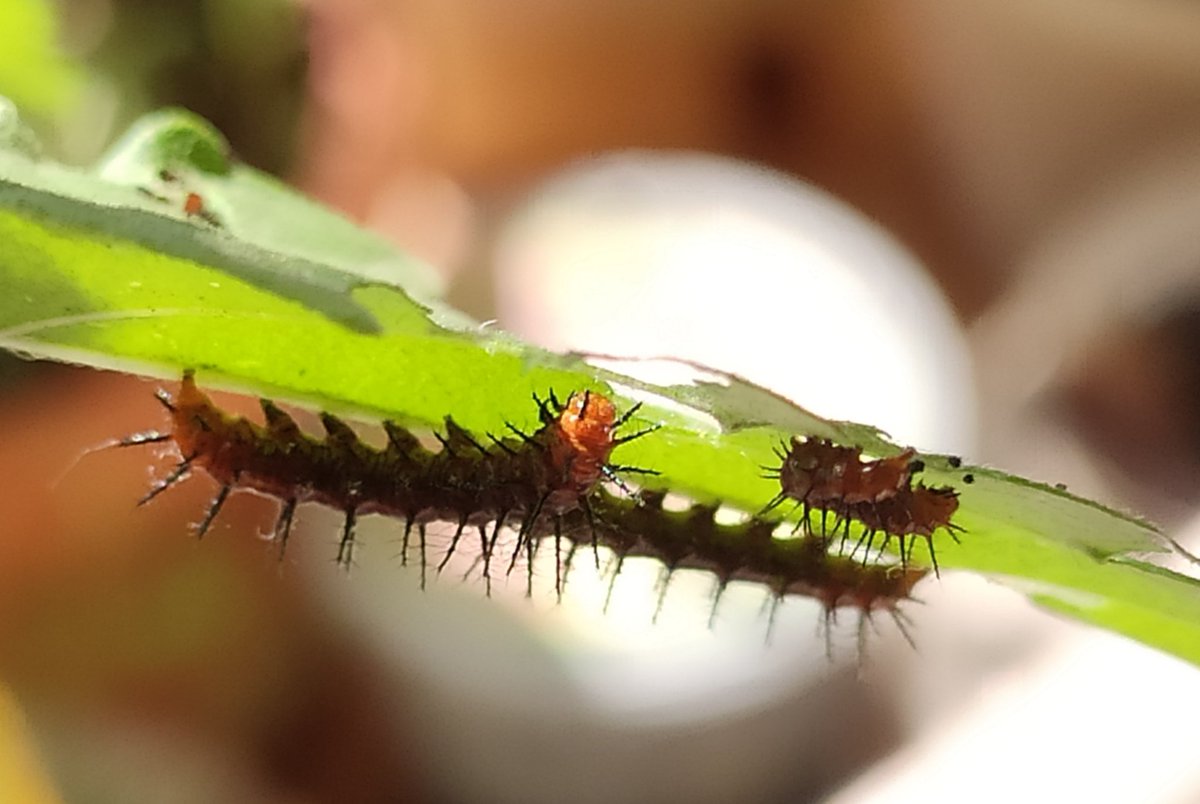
left=324, top=153, right=980, bottom=804
left=494, top=151, right=976, bottom=453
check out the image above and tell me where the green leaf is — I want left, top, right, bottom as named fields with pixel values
left=0, top=0, right=83, bottom=118
left=1, top=101, right=1195, bottom=666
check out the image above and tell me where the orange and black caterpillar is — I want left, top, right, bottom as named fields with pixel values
left=118, top=372, right=931, bottom=645
left=571, top=490, right=928, bottom=649
left=763, top=436, right=965, bottom=574
left=119, top=370, right=655, bottom=593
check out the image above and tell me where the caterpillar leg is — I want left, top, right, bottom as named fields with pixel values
left=115, top=430, right=172, bottom=448
left=336, top=508, right=358, bottom=570
left=561, top=541, right=580, bottom=590
left=459, top=549, right=485, bottom=588
left=473, top=514, right=509, bottom=596
left=821, top=605, right=838, bottom=660
left=651, top=565, right=676, bottom=625
left=601, top=551, right=627, bottom=615
left=926, top=536, right=942, bottom=578
left=887, top=533, right=910, bottom=568
left=485, top=432, right=519, bottom=456
left=612, top=425, right=659, bottom=447
left=580, top=497, right=603, bottom=570
left=707, top=578, right=729, bottom=630
left=507, top=493, right=548, bottom=578
left=851, top=527, right=878, bottom=564
left=759, top=491, right=787, bottom=517
left=154, top=387, right=176, bottom=412
left=611, top=401, right=644, bottom=430
left=608, top=451, right=655, bottom=501
left=273, top=498, right=298, bottom=560
left=418, top=524, right=428, bottom=591
left=524, top=523, right=537, bottom=598
left=888, top=606, right=919, bottom=651
left=855, top=612, right=881, bottom=672
left=504, top=421, right=537, bottom=446
left=138, top=454, right=195, bottom=506
left=455, top=518, right=509, bottom=597
left=195, top=479, right=235, bottom=538
left=764, top=591, right=785, bottom=647
left=553, top=518, right=565, bottom=603
left=477, top=523, right=496, bottom=596
left=437, top=515, right=469, bottom=574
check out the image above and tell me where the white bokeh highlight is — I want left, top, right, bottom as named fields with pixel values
left=314, top=152, right=981, bottom=804
left=494, top=152, right=976, bottom=453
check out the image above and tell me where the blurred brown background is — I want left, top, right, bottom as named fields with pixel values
left=5, top=0, right=1200, bottom=801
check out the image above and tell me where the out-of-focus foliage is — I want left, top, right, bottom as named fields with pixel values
left=0, top=0, right=303, bottom=170
left=0, top=684, right=61, bottom=803
left=72, top=0, right=305, bottom=171
left=0, top=0, right=82, bottom=119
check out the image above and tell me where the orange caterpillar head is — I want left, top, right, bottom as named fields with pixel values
left=544, top=391, right=620, bottom=494
left=539, top=389, right=655, bottom=498
left=559, top=390, right=618, bottom=461
left=162, top=370, right=240, bottom=479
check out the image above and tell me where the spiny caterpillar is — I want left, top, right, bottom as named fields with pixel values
left=119, top=370, right=654, bottom=594
left=573, top=489, right=929, bottom=649
left=763, top=436, right=965, bottom=575
left=116, top=372, right=952, bottom=647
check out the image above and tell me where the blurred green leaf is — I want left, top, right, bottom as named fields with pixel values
left=0, top=0, right=82, bottom=117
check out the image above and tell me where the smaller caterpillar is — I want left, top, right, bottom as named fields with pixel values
left=763, top=436, right=964, bottom=574
left=765, top=437, right=917, bottom=508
